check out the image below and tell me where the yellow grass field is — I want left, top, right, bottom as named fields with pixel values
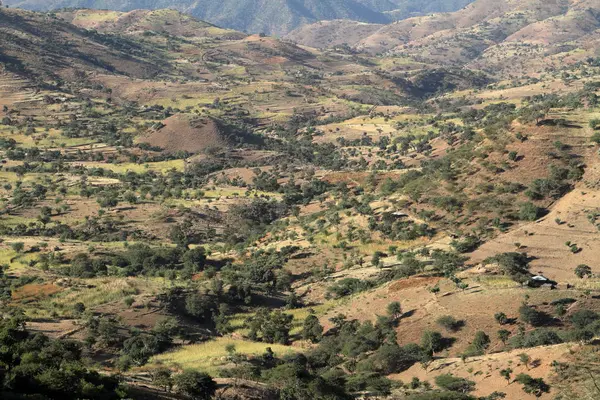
left=151, top=337, right=299, bottom=375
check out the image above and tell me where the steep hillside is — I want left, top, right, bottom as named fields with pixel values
left=0, top=7, right=168, bottom=79
left=285, top=20, right=383, bottom=48
left=5, top=0, right=392, bottom=35
left=385, top=0, right=476, bottom=19
left=56, top=8, right=245, bottom=39
left=323, top=0, right=600, bottom=77
left=355, top=0, right=565, bottom=52
left=5, top=0, right=481, bottom=35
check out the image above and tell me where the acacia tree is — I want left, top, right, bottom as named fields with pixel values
left=472, top=331, right=490, bottom=353
left=152, top=367, right=173, bottom=392
left=421, top=330, right=444, bottom=355
left=519, top=353, right=531, bottom=370
left=500, top=368, right=513, bottom=385
left=498, top=329, right=511, bottom=345
left=387, top=301, right=402, bottom=322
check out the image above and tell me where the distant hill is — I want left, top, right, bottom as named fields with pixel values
left=0, top=7, right=169, bottom=79
left=56, top=8, right=246, bottom=40
left=384, top=0, right=477, bottom=19
left=4, top=0, right=477, bottom=35
left=286, top=0, right=600, bottom=78
left=4, top=0, right=390, bottom=35
left=286, top=20, right=384, bottom=49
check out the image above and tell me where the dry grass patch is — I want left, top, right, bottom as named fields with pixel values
left=151, top=337, right=299, bottom=375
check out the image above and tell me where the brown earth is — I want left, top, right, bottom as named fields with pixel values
left=319, top=275, right=585, bottom=356
left=139, top=114, right=226, bottom=154
left=12, top=283, right=63, bottom=302
left=394, top=342, right=574, bottom=399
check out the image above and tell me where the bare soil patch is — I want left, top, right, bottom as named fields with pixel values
left=140, top=114, right=226, bottom=154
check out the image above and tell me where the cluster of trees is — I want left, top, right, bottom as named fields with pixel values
left=220, top=249, right=294, bottom=302
left=525, top=164, right=583, bottom=201
left=368, top=212, right=436, bottom=241
left=60, top=244, right=208, bottom=278
left=483, top=252, right=531, bottom=283
left=218, top=307, right=433, bottom=398
left=0, top=315, right=122, bottom=399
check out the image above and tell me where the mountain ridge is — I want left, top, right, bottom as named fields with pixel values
left=3, top=0, right=476, bottom=35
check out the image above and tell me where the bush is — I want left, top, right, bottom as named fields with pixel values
left=515, top=373, right=550, bottom=397
left=494, top=312, right=508, bottom=325
left=436, top=315, right=463, bottom=332
left=11, top=242, right=24, bottom=253
left=121, top=334, right=161, bottom=365
left=519, top=202, right=544, bottom=221
left=574, top=264, right=592, bottom=278
left=358, top=343, right=427, bottom=374
left=326, top=278, right=374, bottom=298
left=434, top=374, right=475, bottom=393
left=450, top=235, right=481, bottom=253
left=570, top=309, right=600, bottom=329
left=421, top=330, right=445, bottom=354
left=519, top=304, right=551, bottom=327
left=472, top=331, right=490, bottom=352
left=345, top=372, right=392, bottom=396
left=510, top=328, right=563, bottom=349
left=173, top=370, right=217, bottom=400
left=246, top=308, right=293, bottom=344
left=484, top=252, right=530, bottom=282
left=302, top=314, right=323, bottom=343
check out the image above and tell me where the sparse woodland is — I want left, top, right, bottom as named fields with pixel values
left=1, top=2, right=600, bottom=400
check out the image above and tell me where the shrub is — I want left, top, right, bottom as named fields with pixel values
left=173, top=370, right=217, bottom=400
left=519, top=304, right=550, bottom=327
left=494, top=312, right=508, bottom=325
left=498, top=329, right=511, bottom=344
left=472, top=331, right=490, bottom=352
left=514, top=373, right=550, bottom=397
left=484, top=252, right=530, bottom=282
left=11, top=242, right=24, bottom=253
left=326, top=278, right=374, bottom=298
left=436, top=315, right=463, bottom=332
left=570, top=309, right=600, bottom=329
left=510, top=329, right=563, bottom=349
left=434, top=374, right=475, bottom=393
left=246, top=308, right=293, bottom=344
left=421, top=331, right=445, bottom=354
left=345, top=372, right=392, bottom=396
left=519, top=202, right=543, bottom=221
left=450, top=235, right=480, bottom=253
left=574, top=264, right=592, bottom=278
left=302, top=314, right=323, bottom=343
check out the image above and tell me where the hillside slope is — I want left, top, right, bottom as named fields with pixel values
left=5, top=0, right=392, bottom=35
left=0, top=7, right=168, bottom=79
left=310, top=0, right=600, bottom=77
left=285, top=20, right=384, bottom=48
